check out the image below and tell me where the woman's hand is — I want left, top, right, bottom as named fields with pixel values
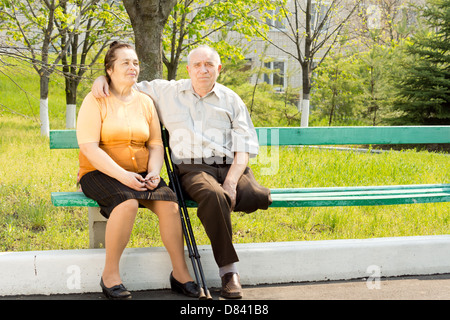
left=119, top=171, right=147, bottom=192
left=144, top=171, right=160, bottom=190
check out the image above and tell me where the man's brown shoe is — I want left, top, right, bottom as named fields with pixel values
left=220, top=272, right=242, bottom=299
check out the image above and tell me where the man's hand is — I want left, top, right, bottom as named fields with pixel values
left=222, top=152, right=249, bottom=211
left=222, top=180, right=237, bottom=211
left=92, top=75, right=110, bottom=98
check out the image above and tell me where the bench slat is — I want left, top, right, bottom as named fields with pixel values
left=271, top=184, right=450, bottom=194
left=269, top=193, right=450, bottom=207
left=257, top=126, right=450, bottom=145
left=50, top=126, right=450, bottom=149
left=49, top=130, right=80, bottom=149
left=52, top=192, right=98, bottom=207
left=271, top=189, right=450, bottom=199
left=52, top=183, right=450, bottom=208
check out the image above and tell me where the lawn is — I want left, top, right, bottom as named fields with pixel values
left=1, top=63, right=449, bottom=252
left=1, top=114, right=449, bottom=251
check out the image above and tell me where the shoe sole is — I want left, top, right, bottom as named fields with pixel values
left=220, top=291, right=243, bottom=299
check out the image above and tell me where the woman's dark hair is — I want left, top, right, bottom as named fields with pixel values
left=104, top=41, right=135, bottom=83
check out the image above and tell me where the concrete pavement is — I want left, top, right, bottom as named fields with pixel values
left=4, top=236, right=450, bottom=297
left=5, top=273, right=450, bottom=300
left=3, top=274, right=449, bottom=320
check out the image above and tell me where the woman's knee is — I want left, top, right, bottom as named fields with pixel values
left=146, top=200, right=179, bottom=218
left=160, top=201, right=179, bottom=216
left=112, top=199, right=139, bottom=215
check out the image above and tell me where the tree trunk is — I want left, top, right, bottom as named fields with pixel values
left=65, top=79, right=78, bottom=128
left=300, top=62, right=312, bottom=127
left=39, top=75, right=50, bottom=136
left=38, top=0, right=56, bottom=136
left=300, top=97, right=310, bottom=127
left=123, top=0, right=177, bottom=81
left=163, top=2, right=190, bottom=81
left=329, top=90, right=336, bottom=126
left=166, top=59, right=179, bottom=80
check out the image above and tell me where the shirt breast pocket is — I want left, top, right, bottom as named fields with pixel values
left=165, top=113, right=192, bottom=150
left=208, top=118, right=231, bottom=129
left=204, top=118, right=231, bottom=145
left=165, top=113, right=190, bottom=135
left=166, top=113, right=190, bottom=125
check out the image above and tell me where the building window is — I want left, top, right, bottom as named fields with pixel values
left=366, top=4, right=381, bottom=29
left=264, top=60, right=286, bottom=89
left=266, top=8, right=286, bottom=30
left=311, top=1, right=331, bottom=33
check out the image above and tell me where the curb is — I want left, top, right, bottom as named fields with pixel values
left=1, top=235, right=450, bottom=296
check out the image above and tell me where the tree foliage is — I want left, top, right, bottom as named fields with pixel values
left=218, top=58, right=300, bottom=127
left=163, top=0, right=275, bottom=80
left=311, top=51, right=364, bottom=126
left=250, top=0, right=362, bottom=126
left=0, top=0, right=129, bottom=132
left=1, top=0, right=68, bottom=135
left=390, top=0, right=450, bottom=125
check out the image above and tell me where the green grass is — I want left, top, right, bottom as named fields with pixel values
left=1, top=62, right=449, bottom=252
left=2, top=114, right=449, bottom=251
left=239, top=146, right=450, bottom=243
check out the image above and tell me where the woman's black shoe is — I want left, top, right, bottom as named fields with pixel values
left=170, top=272, right=199, bottom=298
left=100, top=278, right=132, bottom=300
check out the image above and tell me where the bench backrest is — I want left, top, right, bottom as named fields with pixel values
left=50, top=126, right=450, bottom=149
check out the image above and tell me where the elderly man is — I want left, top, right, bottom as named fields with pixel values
left=92, top=45, right=272, bottom=299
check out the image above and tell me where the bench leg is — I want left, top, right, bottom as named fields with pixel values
left=88, top=207, right=107, bottom=249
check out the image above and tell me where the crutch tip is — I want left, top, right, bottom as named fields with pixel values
left=198, top=288, right=206, bottom=300
left=198, top=288, right=213, bottom=300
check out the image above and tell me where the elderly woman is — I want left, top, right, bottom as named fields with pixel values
left=76, top=41, right=198, bottom=299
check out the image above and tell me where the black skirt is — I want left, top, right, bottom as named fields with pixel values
left=79, top=170, right=177, bottom=219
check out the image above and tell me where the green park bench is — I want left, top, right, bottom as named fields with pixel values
left=50, top=126, right=450, bottom=248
